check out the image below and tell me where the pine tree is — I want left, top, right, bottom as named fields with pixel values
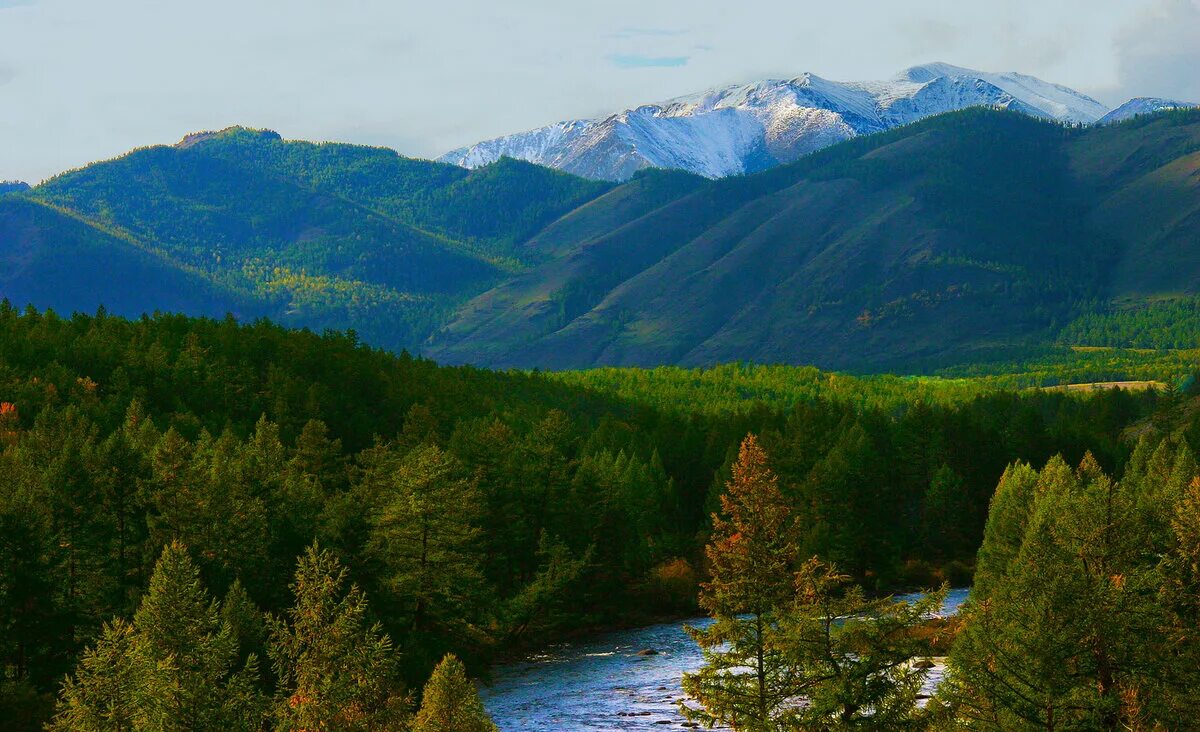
left=922, top=464, right=970, bottom=560
left=367, top=443, right=485, bottom=637
left=946, top=454, right=1169, bottom=730
left=268, top=544, right=409, bottom=731
left=130, top=542, right=264, bottom=731
left=48, top=619, right=137, bottom=732
left=778, top=558, right=946, bottom=729
left=147, top=429, right=270, bottom=594
left=682, top=434, right=800, bottom=731
left=971, top=460, right=1039, bottom=599
left=413, top=654, right=497, bottom=732
left=798, top=422, right=890, bottom=579
left=222, top=580, right=267, bottom=675
left=1155, top=476, right=1200, bottom=720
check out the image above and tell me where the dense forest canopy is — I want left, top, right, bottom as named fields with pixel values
left=0, top=307, right=1183, bottom=729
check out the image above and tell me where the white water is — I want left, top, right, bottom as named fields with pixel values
left=482, top=588, right=970, bottom=730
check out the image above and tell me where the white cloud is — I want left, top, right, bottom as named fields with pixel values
left=1110, top=0, right=1200, bottom=102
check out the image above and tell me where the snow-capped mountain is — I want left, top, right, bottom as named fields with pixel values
left=439, top=62, right=1111, bottom=180
left=1099, top=97, right=1198, bottom=125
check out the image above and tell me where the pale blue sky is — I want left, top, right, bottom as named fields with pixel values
left=1, top=0, right=1198, bottom=182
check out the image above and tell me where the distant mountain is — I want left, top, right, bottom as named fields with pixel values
left=1099, top=97, right=1198, bottom=124
left=0, top=181, right=30, bottom=195
left=5, top=107, right=1200, bottom=372
left=428, top=108, right=1200, bottom=370
left=2, top=127, right=609, bottom=350
left=439, top=63, right=1110, bottom=180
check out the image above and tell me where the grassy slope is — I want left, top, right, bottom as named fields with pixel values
left=6, top=111, right=1200, bottom=371
left=430, top=110, right=1120, bottom=369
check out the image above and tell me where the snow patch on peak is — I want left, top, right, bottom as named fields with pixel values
left=438, top=63, right=1115, bottom=180
left=897, top=62, right=976, bottom=84
left=1099, top=98, right=1199, bottom=124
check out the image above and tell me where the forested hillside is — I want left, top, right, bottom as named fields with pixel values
left=1, top=128, right=609, bottom=353
left=0, top=308, right=1167, bottom=729
left=3, top=109, right=1200, bottom=373
left=431, top=108, right=1200, bottom=370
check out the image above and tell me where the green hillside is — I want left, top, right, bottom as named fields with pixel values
left=4, top=110, right=1200, bottom=371
left=430, top=108, right=1200, bottom=371
left=0, top=196, right=262, bottom=319
left=6, top=128, right=610, bottom=351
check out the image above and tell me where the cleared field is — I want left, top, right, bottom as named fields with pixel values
left=1040, top=380, right=1167, bottom=392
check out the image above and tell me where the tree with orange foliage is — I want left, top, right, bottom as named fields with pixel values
left=682, top=434, right=801, bottom=730
left=0, top=402, right=18, bottom=446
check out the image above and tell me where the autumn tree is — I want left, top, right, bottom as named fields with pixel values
left=682, top=434, right=800, bottom=731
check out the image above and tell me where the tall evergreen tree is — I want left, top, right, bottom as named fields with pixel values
left=682, top=434, right=800, bottom=731
left=48, top=619, right=137, bottom=732
left=413, top=654, right=497, bottom=732
left=367, top=443, right=485, bottom=638
left=946, top=454, right=1178, bottom=730
left=970, top=460, right=1039, bottom=599
left=267, top=544, right=409, bottom=731
left=129, top=542, right=263, bottom=731
left=1155, top=476, right=1200, bottom=719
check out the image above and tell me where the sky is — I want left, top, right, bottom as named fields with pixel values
left=1, top=0, right=1199, bottom=182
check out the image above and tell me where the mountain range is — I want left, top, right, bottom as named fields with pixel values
left=439, top=63, right=1134, bottom=181
left=2, top=103, right=1200, bottom=372
left=1098, top=97, right=1200, bottom=125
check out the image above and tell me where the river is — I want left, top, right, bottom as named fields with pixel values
left=482, top=587, right=970, bottom=730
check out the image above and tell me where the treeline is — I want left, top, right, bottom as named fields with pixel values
left=1058, top=296, right=1200, bottom=349
left=551, top=363, right=998, bottom=415
left=0, top=307, right=1163, bottom=727
left=682, top=435, right=1200, bottom=730
left=936, top=344, right=1200, bottom=389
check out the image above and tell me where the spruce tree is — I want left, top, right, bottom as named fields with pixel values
left=413, top=654, right=497, bottom=732
left=268, top=543, right=409, bottom=731
left=682, top=434, right=800, bottom=730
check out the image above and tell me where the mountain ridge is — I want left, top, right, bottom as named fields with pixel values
left=439, top=63, right=1111, bottom=180
left=3, top=107, right=1200, bottom=373
left=428, top=107, right=1200, bottom=370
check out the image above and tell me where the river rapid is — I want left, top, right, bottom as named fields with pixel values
left=482, top=588, right=970, bottom=731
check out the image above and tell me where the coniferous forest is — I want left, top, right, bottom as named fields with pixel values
left=0, top=306, right=1197, bottom=729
